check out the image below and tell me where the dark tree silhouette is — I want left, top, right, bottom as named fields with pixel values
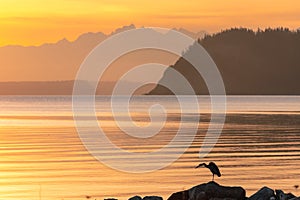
left=148, top=28, right=300, bottom=95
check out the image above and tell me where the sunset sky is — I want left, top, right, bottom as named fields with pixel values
left=1, top=0, right=300, bottom=46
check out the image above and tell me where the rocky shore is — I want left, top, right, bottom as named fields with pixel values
left=124, top=182, right=299, bottom=200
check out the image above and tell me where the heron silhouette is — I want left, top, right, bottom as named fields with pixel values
left=195, top=162, right=221, bottom=181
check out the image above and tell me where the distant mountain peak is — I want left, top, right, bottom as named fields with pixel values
left=172, top=27, right=208, bottom=39
left=110, top=24, right=136, bottom=35
left=75, top=32, right=105, bottom=41
left=57, top=38, right=70, bottom=44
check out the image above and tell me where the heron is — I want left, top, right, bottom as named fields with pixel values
left=195, top=162, right=221, bottom=181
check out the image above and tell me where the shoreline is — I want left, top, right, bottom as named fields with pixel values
left=121, top=182, right=300, bottom=200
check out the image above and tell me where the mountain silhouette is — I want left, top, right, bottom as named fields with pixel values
left=0, top=25, right=207, bottom=95
left=148, top=28, right=300, bottom=95
left=1, top=26, right=299, bottom=95
left=0, top=24, right=205, bottom=83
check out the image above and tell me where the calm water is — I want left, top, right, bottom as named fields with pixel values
left=0, top=96, right=300, bottom=200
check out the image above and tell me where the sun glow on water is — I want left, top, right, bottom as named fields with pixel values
left=0, top=96, right=300, bottom=199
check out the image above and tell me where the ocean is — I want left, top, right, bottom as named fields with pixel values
left=0, top=96, right=299, bottom=200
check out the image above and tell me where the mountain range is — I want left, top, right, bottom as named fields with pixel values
left=0, top=24, right=206, bottom=82
left=0, top=24, right=207, bottom=95
left=1, top=26, right=299, bottom=95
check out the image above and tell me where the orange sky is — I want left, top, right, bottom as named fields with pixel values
left=1, top=0, right=300, bottom=46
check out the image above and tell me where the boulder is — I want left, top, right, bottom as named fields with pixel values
left=286, top=194, right=296, bottom=200
left=289, top=197, right=300, bottom=200
left=168, top=182, right=245, bottom=200
left=248, top=187, right=274, bottom=200
left=167, top=191, right=189, bottom=200
left=204, top=182, right=245, bottom=200
left=275, top=190, right=296, bottom=200
left=143, top=196, right=163, bottom=200
left=129, top=196, right=143, bottom=200
left=189, top=183, right=207, bottom=200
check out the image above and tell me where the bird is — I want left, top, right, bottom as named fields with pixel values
left=195, top=162, right=221, bottom=181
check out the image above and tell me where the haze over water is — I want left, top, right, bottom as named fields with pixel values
left=0, top=96, right=300, bottom=200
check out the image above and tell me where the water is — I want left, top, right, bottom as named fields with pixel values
left=0, top=96, right=300, bottom=200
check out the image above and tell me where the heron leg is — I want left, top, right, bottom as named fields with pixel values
left=212, top=174, right=214, bottom=181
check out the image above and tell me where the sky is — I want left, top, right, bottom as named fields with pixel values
left=0, top=0, right=300, bottom=46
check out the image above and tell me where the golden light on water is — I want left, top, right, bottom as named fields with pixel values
left=1, top=0, right=300, bottom=197
left=1, top=96, right=300, bottom=199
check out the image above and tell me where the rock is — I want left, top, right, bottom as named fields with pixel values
left=275, top=190, right=296, bottom=200
left=248, top=187, right=274, bottom=200
left=286, top=194, right=296, bottom=200
left=194, top=191, right=207, bottom=200
left=289, top=197, right=300, bottom=200
left=167, top=191, right=189, bottom=200
left=129, top=196, right=142, bottom=200
left=188, top=183, right=207, bottom=200
left=143, top=196, right=163, bottom=200
left=168, top=181, right=245, bottom=200
left=209, top=198, right=238, bottom=200
left=204, top=181, right=245, bottom=200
